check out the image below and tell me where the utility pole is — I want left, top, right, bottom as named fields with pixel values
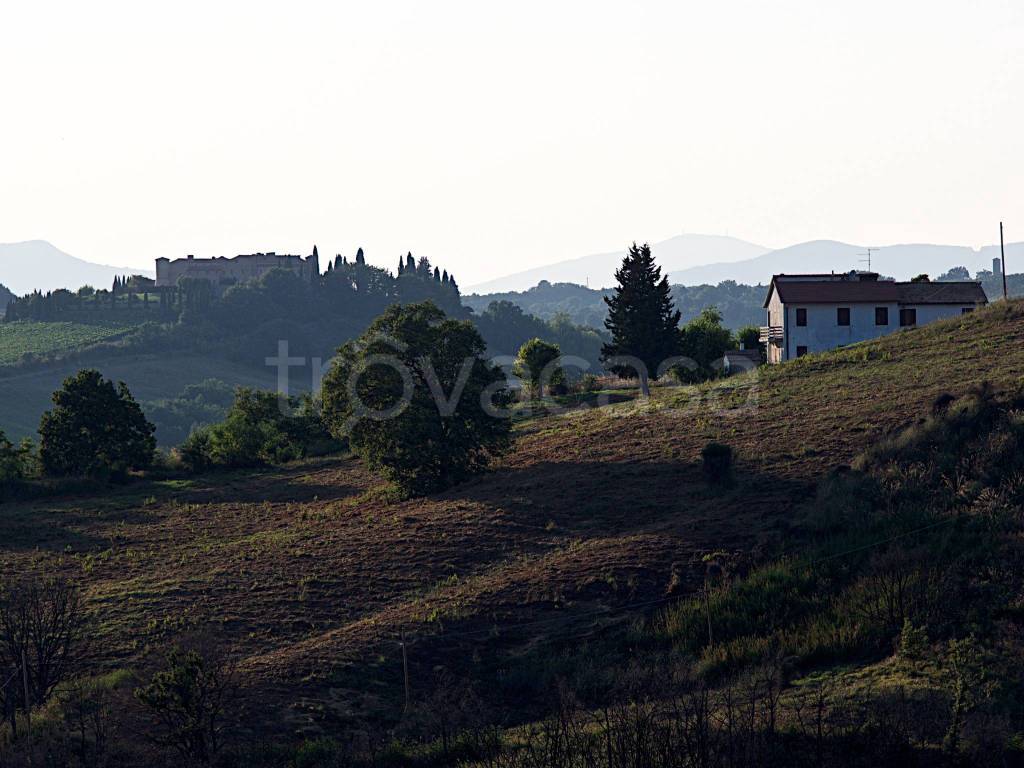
left=1001, top=222, right=1008, bottom=301
left=400, top=632, right=411, bottom=714
left=21, top=649, right=31, bottom=747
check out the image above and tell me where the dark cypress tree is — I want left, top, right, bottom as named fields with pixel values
left=433, top=266, right=441, bottom=282
left=334, top=255, right=343, bottom=270
left=406, top=252, right=415, bottom=272
left=442, top=269, right=449, bottom=284
left=356, top=247, right=365, bottom=265
left=397, top=257, right=405, bottom=275
left=326, top=260, right=334, bottom=274
left=601, top=242, right=680, bottom=397
left=313, top=244, right=319, bottom=260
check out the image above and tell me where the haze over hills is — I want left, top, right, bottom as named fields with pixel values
left=667, top=240, right=1024, bottom=286
left=0, top=240, right=152, bottom=296
left=466, top=234, right=770, bottom=293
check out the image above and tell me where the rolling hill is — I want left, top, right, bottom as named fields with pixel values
left=466, top=234, right=769, bottom=293
left=2, top=298, right=1022, bottom=747
left=0, top=240, right=152, bottom=295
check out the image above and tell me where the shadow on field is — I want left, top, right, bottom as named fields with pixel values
left=442, top=458, right=813, bottom=536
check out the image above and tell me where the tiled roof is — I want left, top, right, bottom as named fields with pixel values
left=765, top=278, right=988, bottom=307
left=896, top=281, right=989, bottom=304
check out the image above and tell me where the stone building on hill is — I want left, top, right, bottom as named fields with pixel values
left=155, top=248, right=320, bottom=291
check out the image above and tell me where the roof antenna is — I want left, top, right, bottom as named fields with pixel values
left=857, top=247, right=878, bottom=272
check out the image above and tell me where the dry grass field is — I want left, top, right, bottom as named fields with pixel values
left=2, top=299, right=1022, bottom=737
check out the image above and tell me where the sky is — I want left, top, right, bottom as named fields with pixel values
left=1, top=0, right=1022, bottom=287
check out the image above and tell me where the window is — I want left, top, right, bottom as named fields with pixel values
left=796, top=346, right=808, bottom=358
left=899, top=308, right=917, bottom=327
left=796, top=308, right=807, bottom=326
left=837, top=307, right=850, bottom=326
left=961, top=307, right=974, bottom=314
left=875, top=307, right=888, bottom=326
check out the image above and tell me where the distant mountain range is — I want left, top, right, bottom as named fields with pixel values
left=667, top=240, right=1024, bottom=285
left=466, top=234, right=769, bottom=293
left=471, top=236, right=1022, bottom=293
left=0, top=241, right=152, bottom=296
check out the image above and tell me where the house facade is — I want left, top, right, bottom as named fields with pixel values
left=155, top=250, right=320, bottom=291
left=760, top=272, right=988, bottom=363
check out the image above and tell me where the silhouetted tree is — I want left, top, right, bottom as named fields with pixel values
left=356, top=247, right=365, bottom=265
left=406, top=252, right=415, bottom=272
left=39, top=369, right=156, bottom=477
left=434, top=266, right=441, bottom=282
left=601, top=242, right=680, bottom=396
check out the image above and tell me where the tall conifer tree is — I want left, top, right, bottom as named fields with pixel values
left=601, top=242, right=680, bottom=396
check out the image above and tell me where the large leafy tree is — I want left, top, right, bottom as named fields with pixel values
left=39, top=369, right=156, bottom=477
left=321, top=301, right=513, bottom=495
left=601, top=243, right=681, bottom=395
left=513, top=338, right=563, bottom=398
left=678, top=307, right=735, bottom=382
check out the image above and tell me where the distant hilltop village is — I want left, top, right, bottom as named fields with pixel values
left=155, top=248, right=320, bottom=291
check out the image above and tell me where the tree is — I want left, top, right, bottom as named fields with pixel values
left=678, top=307, right=734, bottom=382
left=938, top=266, right=971, bottom=281
left=0, top=430, right=35, bottom=488
left=355, top=247, right=365, bottom=265
left=322, top=302, right=513, bottom=495
left=406, top=252, right=415, bottom=272
left=601, top=243, right=681, bottom=396
left=513, top=338, right=563, bottom=398
left=0, top=576, right=90, bottom=737
left=911, top=274, right=931, bottom=283
left=39, top=369, right=156, bottom=477
left=134, top=644, right=236, bottom=765
left=736, top=324, right=760, bottom=351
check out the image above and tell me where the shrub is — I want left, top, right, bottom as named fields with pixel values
left=513, top=338, right=563, bottom=398
left=701, top=442, right=733, bottom=485
left=134, top=644, right=236, bottom=765
left=175, top=389, right=341, bottom=472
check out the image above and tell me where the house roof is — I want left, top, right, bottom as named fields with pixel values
left=896, top=281, right=989, bottom=305
left=764, top=277, right=988, bottom=307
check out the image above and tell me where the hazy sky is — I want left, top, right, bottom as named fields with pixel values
left=2, top=0, right=1021, bottom=286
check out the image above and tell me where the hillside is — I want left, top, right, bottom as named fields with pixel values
left=2, top=299, right=1022, bottom=749
left=0, top=240, right=151, bottom=295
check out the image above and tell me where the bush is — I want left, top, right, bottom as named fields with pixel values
left=701, top=442, right=733, bottom=485
left=175, top=389, right=341, bottom=472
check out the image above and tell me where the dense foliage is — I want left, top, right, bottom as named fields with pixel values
left=142, top=379, right=236, bottom=446
left=464, top=279, right=770, bottom=330
left=177, top=388, right=339, bottom=471
left=601, top=243, right=681, bottom=395
left=38, top=369, right=156, bottom=478
left=321, top=302, right=513, bottom=495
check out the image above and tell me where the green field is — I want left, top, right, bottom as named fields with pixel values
left=0, top=319, right=142, bottom=364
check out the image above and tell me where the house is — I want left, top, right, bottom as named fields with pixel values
left=155, top=249, right=320, bottom=292
left=759, top=272, right=988, bottom=363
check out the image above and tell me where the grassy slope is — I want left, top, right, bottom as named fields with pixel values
left=1, top=300, right=1022, bottom=734
left=0, top=353, right=281, bottom=439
